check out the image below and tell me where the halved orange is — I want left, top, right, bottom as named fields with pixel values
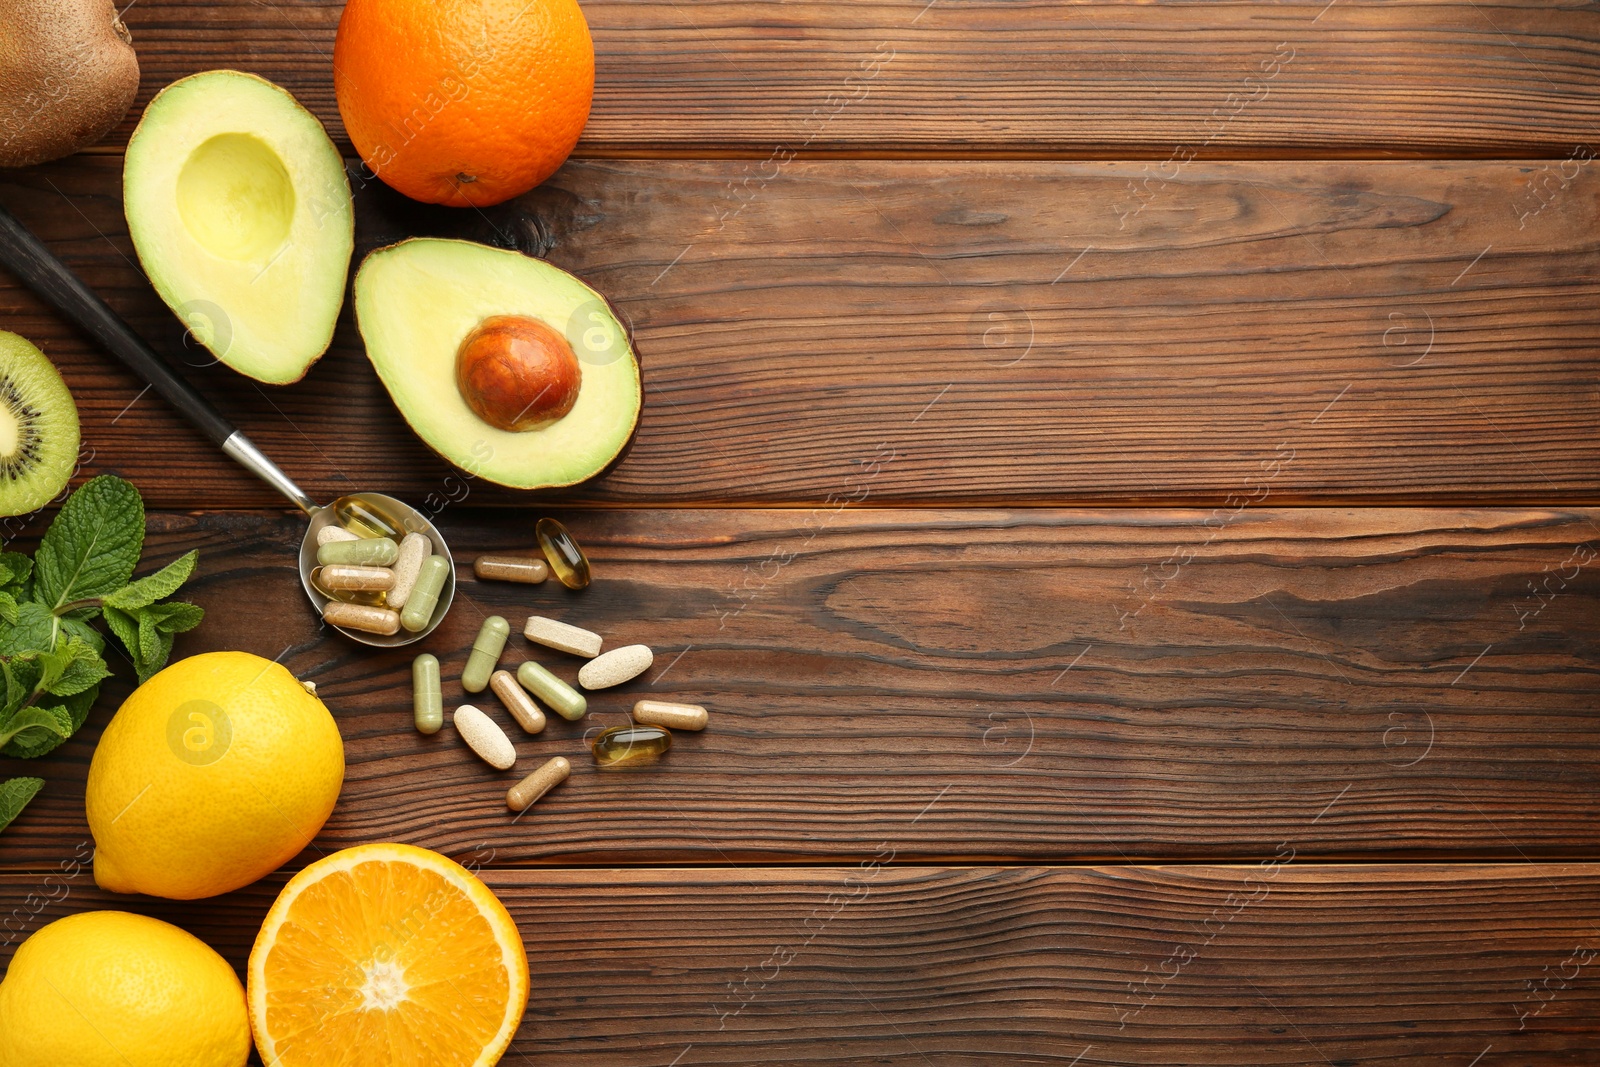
left=248, top=843, right=528, bottom=1066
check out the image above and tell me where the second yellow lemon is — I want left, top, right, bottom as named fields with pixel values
left=86, top=650, right=344, bottom=899
left=0, top=910, right=249, bottom=1067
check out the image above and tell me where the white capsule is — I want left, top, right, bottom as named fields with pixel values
left=453, top=704, right=516, bottom=770
left=523, top=616, right=603, bottom=658
left=387, top=532, right=431, bottom=610
left=578, top=644, right=654, bottom=690
left=317, top=525, right=360, bottom=546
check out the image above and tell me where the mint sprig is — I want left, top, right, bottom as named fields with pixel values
left=0, top=475, right=204, bottom=834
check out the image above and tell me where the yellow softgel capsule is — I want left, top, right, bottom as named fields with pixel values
left=591, top=723, right=671, bottom=768
left=333, top=496, right=404, bottom=539
left=536, top=517, right=591, bottom=590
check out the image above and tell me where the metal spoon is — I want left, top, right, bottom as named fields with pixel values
left=0, top=202, right=455, bottom=647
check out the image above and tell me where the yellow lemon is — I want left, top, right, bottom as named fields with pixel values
left=86, top=650, right=344, bottom=899
left=0, top=910, right=249, bottom=1067
left=249, top=842, right=528, bottom=1067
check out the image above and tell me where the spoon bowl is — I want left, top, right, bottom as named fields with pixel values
left=298, top=492, right=457, bottom=647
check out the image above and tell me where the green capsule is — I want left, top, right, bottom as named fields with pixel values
left=334, top=496, right=404, bottom=539
left=515, top=660, right=587, bottom=721
left=592, top=723, right=671, bottom=768
left=536, top=517, right=591, bottom=590
left=400, top=555, right=450, bottom=633
left=462, top=615, right=510, bottom=693
left=318, top=537, right=398, bottom=567
left=412, top=653, right=443, bottom=735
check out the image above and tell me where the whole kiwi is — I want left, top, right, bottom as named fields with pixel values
left=0, top=0, right=140, bottom=168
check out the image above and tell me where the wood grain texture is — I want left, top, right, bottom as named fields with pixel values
left=2, top=507, right=1596, bottom=868
left=107, top=0, right=1600, bottom=158
left=3, top=865, right=1599, bottom=1064
left=0, top=157, right=1596, bottom=509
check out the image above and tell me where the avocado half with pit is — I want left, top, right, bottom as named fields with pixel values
left=123, top=70, right=353, bottom=384
left=353, top=238, right=641, bottom=490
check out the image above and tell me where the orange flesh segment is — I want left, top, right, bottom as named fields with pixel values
left=258, top=858, right=515, bottom=1066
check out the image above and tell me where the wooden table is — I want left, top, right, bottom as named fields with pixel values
left=3, top=1, right=1599, bottom=1062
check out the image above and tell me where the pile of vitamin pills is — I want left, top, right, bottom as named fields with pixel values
left=313, top=499, right=449, bottom=636
left=408, top=518, right=711, bottom=814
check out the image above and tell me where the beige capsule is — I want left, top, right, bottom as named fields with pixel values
left=453, top=704, right=516, bottom=770
left=475, top=555, right=549, bottom=584
left=632, top=700, right=708, bottom=731
left=489, top=669, right=546, bottom=733
left=507, top=756, right=571, bottom=812
left=387, top=531, right=431, bottom=610
left=579, top=644, right=654, bottom=690
left=317, top=525, right=360, bottom=546
left=523, top=616, right=603, bottom=658
left=322, top=601, right=400, bottom=635
left=318, top=564, right=396, bottom=592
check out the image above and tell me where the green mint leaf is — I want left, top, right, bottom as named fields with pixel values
left=103, top=550, right=198, bottom=611
left=0, top=656, right=39, bottom=716
left=1, top=688, right=95, bottom=759
left=100, top=604, right=138, bottom=660
left=0, top=590, right=16, bottom=625
left=0, top=551, right=31, bottom=597
left=0, top=602, right=57, bottom=657
left=0, top=777, right=43, bottom=834
left=0, top=704, right=72, bottom=752
left=41, top=635, right=110, bottom=697
left=32, top=640, right=66, bottom=692
left=140, top=601, right=204, bottom=634
left=58, top=615, right=103, bottom=654
left=113, top=601, right=204, bottom=684
left=33, top=475, right=143, bottom=612
left=137, top=609, right=163, bottom=667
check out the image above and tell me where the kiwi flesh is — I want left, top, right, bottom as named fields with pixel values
left=0, top=332, right=79, bottom=516
left=0, top=0, right=140, bottom=168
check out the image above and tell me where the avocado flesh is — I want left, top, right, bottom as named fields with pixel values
left=123, top=70, right=353, bottom=384
left=354, top=238, right=641, bottom=490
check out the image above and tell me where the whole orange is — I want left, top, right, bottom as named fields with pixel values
left=334, top=0, right=594, bottom=207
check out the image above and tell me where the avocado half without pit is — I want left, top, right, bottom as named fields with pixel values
left=354, top=239, right=642, bottom=490
left=122, top=70, right=354, bottom=384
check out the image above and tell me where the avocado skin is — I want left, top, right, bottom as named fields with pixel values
left=0, top=0, right=140, bottom=168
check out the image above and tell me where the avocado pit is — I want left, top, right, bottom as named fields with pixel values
left=455, top=314, right=581, bottom=432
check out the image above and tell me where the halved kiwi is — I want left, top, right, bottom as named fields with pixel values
left=0, top=332, right=80, bottom=517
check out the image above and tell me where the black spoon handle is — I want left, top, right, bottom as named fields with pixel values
left=0, top=201, right=318, bottom=513
left=0, top=200, right=235, bottom=447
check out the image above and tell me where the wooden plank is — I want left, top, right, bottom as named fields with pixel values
left=1, top=157, right=1596, bottom=509
left=2, top=864, right=1598, bottom=1062
left=2, top=507, right=1596, bottom=867
left=108, top=0, right=1600, bottom=157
